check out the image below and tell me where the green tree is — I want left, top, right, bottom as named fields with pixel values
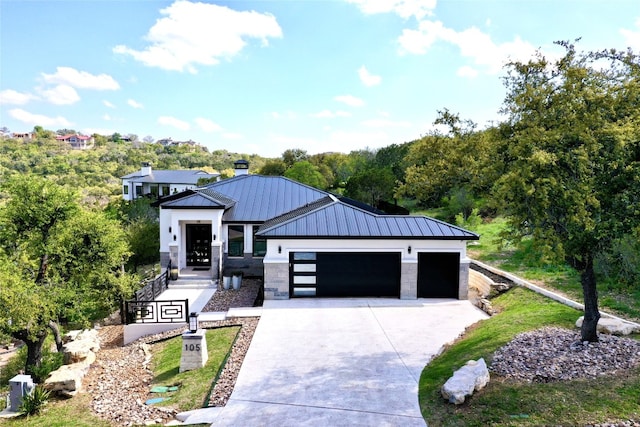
left=282, top=148, right=308, bottom=167
left=259, top=159, right=287, bottom=176
left=397, top=110, right=495, bottom=208
left=494, top=41, right=640, bottom=341
left=344, top=167, right=396, bottom=207
left=0, top=177, right=133, bottom=378
left=284, top=160, right=328, bottom=189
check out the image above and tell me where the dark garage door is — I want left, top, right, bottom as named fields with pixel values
left=290, top=252, right=400, bottom=297
left=417, top=252, right=460, bottom=298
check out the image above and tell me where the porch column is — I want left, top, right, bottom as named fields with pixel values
left=211, top=242, right=222, bottom=281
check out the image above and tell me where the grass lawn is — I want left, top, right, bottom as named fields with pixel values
left=468, top=217, right=640, bottom=322
left=149, top=326, right=240, bottom=411
left=0, top=326, right=239, bottom=426
left=419, top=287, right=640, bottom=426
left=0, top=393, right=111, bottom=427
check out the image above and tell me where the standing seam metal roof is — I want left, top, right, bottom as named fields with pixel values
left=202, top=175, right=329, bottom=222
left=257, top=200, right=479, bottom=239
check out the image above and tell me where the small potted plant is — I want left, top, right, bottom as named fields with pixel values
left=231, top=271, right=243, bottom=290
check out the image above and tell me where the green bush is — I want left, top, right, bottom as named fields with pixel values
left=595, top=234, right=640, bottom=286
left=19, top=385, right=51, bottom=416
left=28, top=350, right=63, bottom=383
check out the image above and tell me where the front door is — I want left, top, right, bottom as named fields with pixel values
left=186, top=224, right=211, bottom=266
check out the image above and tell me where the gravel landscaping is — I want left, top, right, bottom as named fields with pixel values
left=83, top=279, right=262, bottom=426
left=491, top=326, right=640, bottom=382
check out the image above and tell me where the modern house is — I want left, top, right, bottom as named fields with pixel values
left=56, top=133, right=94, bottom=149
left=156, top=160, right=479, bottom=300
left=121, top=163, right=220, bottom=201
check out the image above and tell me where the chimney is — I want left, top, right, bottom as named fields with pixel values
left=233, top=159, right=249, bottom=176
left=141, top=162, right=152, bottom=176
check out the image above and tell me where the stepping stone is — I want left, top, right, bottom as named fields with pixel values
left=145, top=397, right=168, bottom=405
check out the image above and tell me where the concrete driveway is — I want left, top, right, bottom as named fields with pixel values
left=211, top=298, right=487, bottom=426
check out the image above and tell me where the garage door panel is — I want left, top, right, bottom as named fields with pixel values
left=316, top=252, right=400, bottom=297
left=417, top=252, right=459, bottom=298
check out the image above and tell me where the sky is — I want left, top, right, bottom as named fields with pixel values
left=1, top=1, right=639, bottom=158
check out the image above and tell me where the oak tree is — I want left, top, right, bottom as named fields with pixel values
left=495, top=41, right=640, bottom=341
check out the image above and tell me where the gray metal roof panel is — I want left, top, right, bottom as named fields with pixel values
left=258, top=200, right=479, bottom=240
left=203, top=175, right=330, bottom=222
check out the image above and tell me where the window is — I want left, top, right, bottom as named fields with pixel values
left=135, top=185, right=143, bottom=197
left=228, top=225, right=244, bottom=257
left=123, top=185, right=129, bottom=195
left=253, top=226, right=266, bottom=257
left=161, top=185, right=170, bottom=196
left=150, top=184, right=159, bottom=197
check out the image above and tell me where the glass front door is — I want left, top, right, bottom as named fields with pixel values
left=186, top=224, right=211, bottom=266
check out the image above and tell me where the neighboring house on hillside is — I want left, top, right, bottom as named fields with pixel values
left=56, top=133, right=94, bottom=149
left=156, top=160, right=479, bottom=300
left=121, top=162, right=220, bottom=201
left=12, top=132, right=35, bottom=140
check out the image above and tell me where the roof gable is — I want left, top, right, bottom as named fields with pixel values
left=257, top=200, right=479, bottom=240
left=159, top=189, right=234, bottom=209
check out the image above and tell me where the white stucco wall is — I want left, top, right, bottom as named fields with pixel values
left=262, top=238, right=468, bottom=263
left=159, top=208, right=224, bottom=270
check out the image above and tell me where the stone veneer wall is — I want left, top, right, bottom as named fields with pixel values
left=458, top=260, right=470, bottom=300
left=223, top=254, right=264, bottom=277
left=210, top=244, right=221, bottom=280
left=263, top=263, right=289, bottom=299
left=400, top=262, right=418, bottom=299
left=160, top=251, right=170, bottom=269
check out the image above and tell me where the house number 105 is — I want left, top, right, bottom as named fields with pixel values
left=185, top=344, right=201, bottom=351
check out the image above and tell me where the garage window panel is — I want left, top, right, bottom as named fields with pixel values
left=293, top=264, right=316, bottom=273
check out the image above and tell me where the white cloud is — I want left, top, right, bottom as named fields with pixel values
left=158, top=115, right=190, bottom=130
left=335, top=94, right=365, bottom=107
left=0, top=89, right=37, bottom=105
left=457, top=65, right=478, bottom=78
left=9, top=108, right=72, bottom=127
left=41, top=66, right=120, bottom=90
left=358, top=66, right=381, bottom=86
left=310, top=110, right=352, bottom=118
left=128, top=99, right=144, bottom=109
left=103, top=114, right=112, bottom=121
left=113, top=1, right=283, bottom=73
left=195, top=117, right=222, bottom=132
left=347, top=0, right=436, bottom=20
left=103, top=100, right=116, bottom=108
left=398, top=20, right=538, bottom=74
left=620, top=18, right=640, bottom=50
left=40, top=84, right=80, bottom=105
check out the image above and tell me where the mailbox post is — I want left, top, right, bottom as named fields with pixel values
left=179, top=313, right=208, bottom=372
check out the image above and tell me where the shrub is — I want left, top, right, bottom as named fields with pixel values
left=19, top=384, right=51, bottom=416
left=28, top=350, right=63, bottom=383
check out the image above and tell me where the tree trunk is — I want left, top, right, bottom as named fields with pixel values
left=23, top=331, right=48, bottom=382
left=49, top=320, right=63, bottom=352
left=580, top=256, right=600, bottom=342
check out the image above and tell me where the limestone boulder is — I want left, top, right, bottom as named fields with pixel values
left=576, top=316, right=640, bottom=336
left=441, top=358, right=490, bottom=405
left=44, top=358, right=93, bottom=397
left=63, top=330, right=100, bottom=364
